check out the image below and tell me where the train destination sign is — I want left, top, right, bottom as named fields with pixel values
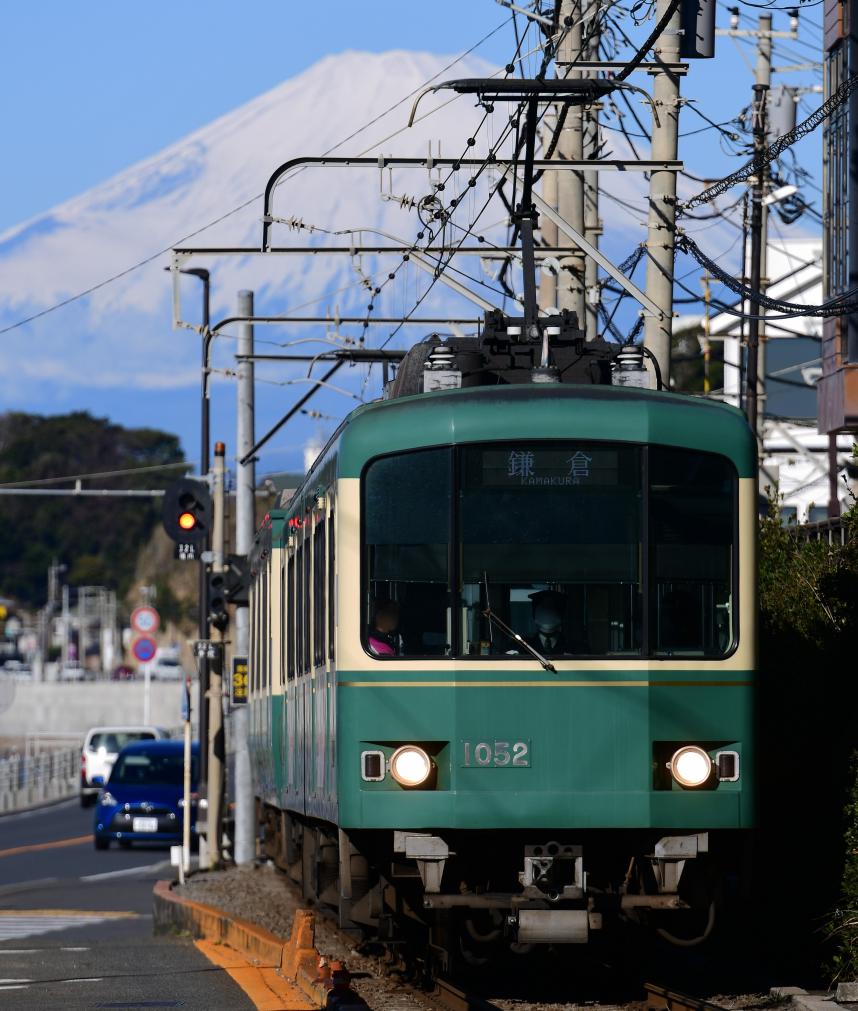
left=231, top=656, right=248, bottom=705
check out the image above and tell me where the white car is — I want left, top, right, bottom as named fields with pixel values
left=149, top=655, right=185, bottom=681
left=80, top=725, right=166, bottom=806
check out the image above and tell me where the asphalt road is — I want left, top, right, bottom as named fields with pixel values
left=0, top=798, right=253, bottom=1009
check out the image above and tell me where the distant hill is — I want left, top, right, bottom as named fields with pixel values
left=0, top=412, right=185, bottom=606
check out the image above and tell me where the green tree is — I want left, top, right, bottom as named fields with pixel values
left=0, top=411, right=185, bottom=605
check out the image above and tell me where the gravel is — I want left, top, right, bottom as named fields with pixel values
left=174, top=862, right=436, bottom=1010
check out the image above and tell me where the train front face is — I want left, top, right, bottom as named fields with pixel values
left=336, top=385, right=757, bottom=946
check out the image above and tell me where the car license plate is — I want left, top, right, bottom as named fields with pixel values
left=132, top=817, right=158, bottom=832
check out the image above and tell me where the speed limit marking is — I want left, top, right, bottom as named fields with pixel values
left=130, top=606, right=160, bottom=635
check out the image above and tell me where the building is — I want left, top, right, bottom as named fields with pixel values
left=820, top=0, right=858, bottom=432
left=676, top=235, right=855, bottom=520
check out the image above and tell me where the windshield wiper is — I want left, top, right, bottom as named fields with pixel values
left=481, top=607, right=557, bottom=674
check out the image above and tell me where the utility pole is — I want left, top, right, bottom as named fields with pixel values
left=234, top=291, right=256, bottom=865
left=556, top=0, right=587, bottom=324
left=205, top=441, right=226, bottom=868
left=745, top=82, right=769, bottom=436
left=582, top=0, right=601, bottom=340
left=538, top=109, right=559, bottom=311
left=754, top=14, right=772, bottom=442
left=643, top=0, right=682, bottom=384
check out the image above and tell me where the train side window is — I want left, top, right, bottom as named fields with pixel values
left=303, top=537, right=311, bottom=673
left=286, top=554, right=295, bottom=679
left=249, top=585, right=255, bottom=696
left=280, top=557, right=286, bottom=688
left=314, top=520, right=326, bottom=667
left=649, top=447, right=736, bottom=657
left=296, top=544, right=305, bottom=675
left=328, top=512, right=335, bottom=662
left=363, top=448, right=452, bottom=658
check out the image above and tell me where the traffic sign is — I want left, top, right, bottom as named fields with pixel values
left=131, top=606, right=160, bottom=635
left=132, top=635, right=158, bottom=663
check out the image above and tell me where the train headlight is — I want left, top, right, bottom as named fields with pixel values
left=389, top=746, right=432, bottom=787
left=669, top=746, right=712, bottom=788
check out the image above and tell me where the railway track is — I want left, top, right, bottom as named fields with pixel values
left=645, top=983, right=729, bottom=1011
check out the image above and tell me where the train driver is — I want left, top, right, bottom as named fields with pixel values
left=525, top=589, right=569, bottom=655
left=367, top=600, right=402, bottom=657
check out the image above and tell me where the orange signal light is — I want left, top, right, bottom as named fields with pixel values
left=178, top=511, right=197, bottom=531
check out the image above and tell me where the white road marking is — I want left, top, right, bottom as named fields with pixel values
left=60, top=946, right=89, bottom=951
left=80, top=860, right=170, bottom=882
left=0, top=978, right=32, bottom=983
left=62, top=976, right=103, bottom=983
left=0, top=915, right=118, bottom=941
left=0, top=949, right=38, bottom=954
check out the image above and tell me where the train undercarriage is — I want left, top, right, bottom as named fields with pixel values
left=257, top=801, right=742, bottom=965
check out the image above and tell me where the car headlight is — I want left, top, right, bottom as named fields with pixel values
left=669, top=746, right=713, bottom=788
left=389, top=746, right=432, bottom=787
left=99, top=791, right=118, bottom=807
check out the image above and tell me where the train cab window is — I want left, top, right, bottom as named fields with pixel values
left=459, top=443, right=643, bottom=657
left=649, top=448, right=736, bottom=657
left=364, top=447, right=452, bottom=657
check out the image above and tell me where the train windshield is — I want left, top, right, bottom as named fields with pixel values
left=363, top=443, right=736, bottom=660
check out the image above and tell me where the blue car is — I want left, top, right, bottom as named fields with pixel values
left=94, top=739, right=199, bottom=850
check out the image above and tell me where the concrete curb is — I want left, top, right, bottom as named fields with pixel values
left=153, top=879, right=328, bottom=1007
left=770, top=987, right=853, bottom=1011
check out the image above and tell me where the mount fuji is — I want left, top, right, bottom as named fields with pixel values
left=0, top=48, right=661, bottom=470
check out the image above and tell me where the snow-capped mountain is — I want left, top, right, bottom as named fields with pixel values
left=0, top=48, right=683, bottom=468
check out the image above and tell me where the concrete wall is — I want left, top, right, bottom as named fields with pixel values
left=0, top=682, right=199, bottom=738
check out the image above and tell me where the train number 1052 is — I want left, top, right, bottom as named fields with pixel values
left=461, top=740, right=530, bottom=767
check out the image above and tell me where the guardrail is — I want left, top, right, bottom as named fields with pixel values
left=0, top=746, right=79, bottom=813
left=793, top=516, right=852, bottom=545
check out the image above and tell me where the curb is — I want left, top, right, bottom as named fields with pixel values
left=153, top=879, right=328, bottom=1007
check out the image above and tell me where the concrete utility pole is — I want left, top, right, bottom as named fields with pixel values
left=582, top=0, right=601, bottom=340
left=234, top=291, right=256, bottom=865
left=643, top=0, right=682, bottom=384
left=745, top=82, right=769, bottom=436
left=206, top=441, right=226, bottom=868
left=556, top=0, right=587, bottom=324
left=538, top=110, right=559, bottom=311
left=754, top=13, right=772, bottom=441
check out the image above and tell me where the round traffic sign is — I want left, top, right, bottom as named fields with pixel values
left=131, top=606, right=160, bottom=635
left=132, top=635, right=158, bottom=663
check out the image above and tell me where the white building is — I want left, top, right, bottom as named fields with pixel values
left=676, top=235, right=855, bottom=521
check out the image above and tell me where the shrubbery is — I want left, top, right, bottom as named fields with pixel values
left=758, top=496, right=858, bottom=980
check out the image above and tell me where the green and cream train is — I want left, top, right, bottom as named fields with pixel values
left=247, top=329, right=756, bottom=955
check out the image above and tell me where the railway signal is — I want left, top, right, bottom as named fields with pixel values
left=162, top=478, right=211, bottom=560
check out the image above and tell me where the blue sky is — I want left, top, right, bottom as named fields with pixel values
left=0, top=1, right=824, bottom=474
left=0, top=0, right=516, bottom=233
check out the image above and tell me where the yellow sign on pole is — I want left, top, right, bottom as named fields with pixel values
left=231, top=656, right=248, bottom=705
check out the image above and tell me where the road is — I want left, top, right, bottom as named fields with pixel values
left=0, top=798, right=253, bottom=1009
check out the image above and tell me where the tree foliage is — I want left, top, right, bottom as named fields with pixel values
left=0, top=411, right=185, bottom=606
left=757, top=498, right=858, bottom=979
